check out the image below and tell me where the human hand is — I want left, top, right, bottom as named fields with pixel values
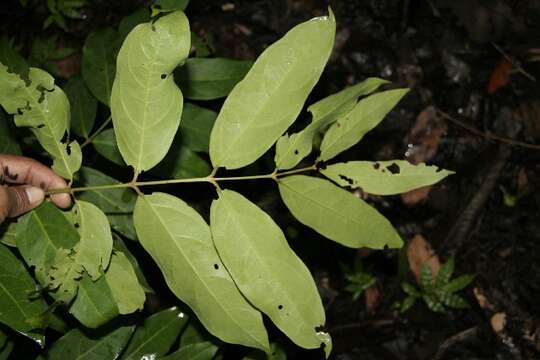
left=0, top=154, right=72, bottom=223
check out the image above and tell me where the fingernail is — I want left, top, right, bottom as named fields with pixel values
left=26, top=186, right=44, bottom=206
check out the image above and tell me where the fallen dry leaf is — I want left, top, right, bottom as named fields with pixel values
left=401, top=185, right=432, bottom=206
left=474, top=287, right=495, bottom=310
left=407, top=234, right=441, bottom=284
left=365, top=286, right=380, bottom=314
left=491, top=312, right=507, bottom=334
left=405, top=106, right=447, bottom=165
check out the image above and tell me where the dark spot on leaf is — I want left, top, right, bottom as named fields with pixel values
left=373, top=163, right=380, bottom=170
left=320, top=342, right=326, bottom=349
left=278, top=304, right=283, bottom=310
left=74, top=223, right=80, bottom=228
left=160, top=74, right=167, bottom=79
left=37, top=124, right=45, bottom=129
left=338, top=174, right=354, bottom=185
left=151, top=25, right=156, bottom=31
left=386, top=163, right=400, bottom=174
left=294, top=149, right=299, bottom=155
left=336, top=122, right=341, bottom=127
left=213, top=264, right=219, bottom=270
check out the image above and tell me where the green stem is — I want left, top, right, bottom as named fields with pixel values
left=45, top=165, right=317, bottom=195
left=80, top=115, right=113, bottom=149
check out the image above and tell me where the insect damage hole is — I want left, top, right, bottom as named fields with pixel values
left=386, top=163, right=400, bottom=174
left=160, top=74, right=167, bottom=79
left=213, top=264, right=219, bottom=270
left=278, top=304, right=283, bottom=310
left=338, top=174, right=354, bottom=185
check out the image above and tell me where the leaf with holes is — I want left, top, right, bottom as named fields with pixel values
left=275, top=77, right=388, bottom=170
left=279, top=175, right=403, bottom=249
left=319, top=88, right=409, bottom=161
left=0, top=65, right=81, bottom=179
left=77, top=167, right=137, bottom=240
left=209, top=10, right=335, bottom=169
left=320, top=161, right=454, bottom=195
left=74, top=200, right=113, bottom=280
left=134, top=192, right=269, bottom=351
left=82, top=28, right=118, bottom=106
left=64, top=76, right=97, bottom=139
left=111, top=11, right=190, bottom=173
left=46, top=325, right=135, bottom=360
left=120, top=307, right=188, bottom=360
left=176, top=58, right=252, bottom=100
left=104, top=251, right=145, bottom=314
left=211, top=189, right=331, bottom=353
left=36, top=248, right=83, bottom=303
left=0, top=244, right=47, bottom=345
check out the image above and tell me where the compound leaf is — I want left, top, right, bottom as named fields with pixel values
left=0, top=244, right=47, bottom=345
left=64, top=76, right=97, bottom=139
left=275, top=77, right=387, bottom=170
left=134, top=192, right=269, bottom=351
left=111, top=11, right=190, bottom=173
left=319, top=88, right=409, bottom=161
left=69, top=273, right=119, bottom=329
left=211, top=190, right=331, bottom=352
left=278, top=175, right=402, bottom=249
left=46, top=325, right=135, bottom=360
left=176, top=58, right=252, bottom=100
left=82, top=28, right=118, bottom=106
left=209, top=10, right=335, bottom=169
left=120, top=307, right=188, bottom=360
left=320, top=160, right=454, bottom=195
left=77, top=167, right=137, bottom=240
left=74, top=201, right=113, bottom=280
left=0, top=66, right=81, bottom=179
left=104, top=251, right=145, bottom=314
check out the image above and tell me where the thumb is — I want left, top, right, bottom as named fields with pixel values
left=0, top=185, right=44, bottom=223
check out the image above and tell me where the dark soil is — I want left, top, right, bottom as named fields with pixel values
left=2, top=0, right=540, bottom=359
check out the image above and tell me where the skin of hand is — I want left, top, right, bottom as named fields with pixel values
left=0, top=154, right=71, bottom=223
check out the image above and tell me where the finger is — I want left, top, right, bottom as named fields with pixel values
left=0, top=185, right=44, bottom=222
left=0, top=154, right=71, bottom=208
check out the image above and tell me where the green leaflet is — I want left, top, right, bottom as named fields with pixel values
left=134, top=193, right=269, bottom=351
left=0, top=110, right=21, bottom=155
left=93, top=128, right=125, bottom=166
left=69, top=273, right=119, bottom=329
left=82, top=28, right=118, bottom=106
left=46, top=325, right=135, bottom=360
left=151, top=145, right=211, bottom=179
left=113, top=236, right=153, bottom=293
left=178, top=102, right=217, bottom=153
left=319, top=88, right=409, bottom=161
left=64, top=76, right=97, bottom=139
left=104, top=251, right=145, bottom=314
left=120, top=307, right=188, bottom=360
left=74, top=201, right=113, bottom=280
left=163, top=341, right=218, bottom=360
left=16, top=202, right=79, bottom=269
left=278, top=175, right=403, bottom=249
left=151, top=0, right=190, bottom=17
left=320, top=161, right=455, bottom=195
left=275, top=77, right=388, bottom=170
left=211, top=190, right=331, bottom=352
left=77, top=167, right=137, bottom=240
left=176, top=58, right=252, bottom=100
left=0, top=244, right=47, bottom=345
left=0, top=220, right=17, bottom=247
left=36, top=248, right=82, bottom=304
left=111, top=11, right=191, bottom=173
left=0, top=66, right=81, bottom=179
left=0, top=37, right=29, bottom=78
left=209, top=10, right=336, bottom=170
